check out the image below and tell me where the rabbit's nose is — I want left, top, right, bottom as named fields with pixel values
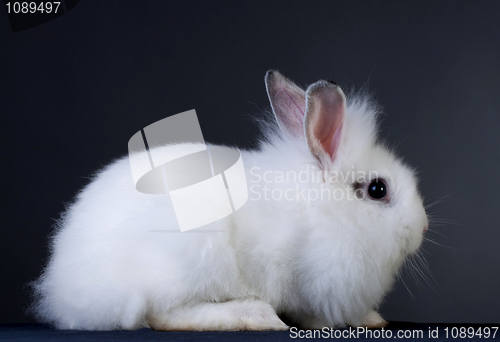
left=423, top=224, right=428, bottom=232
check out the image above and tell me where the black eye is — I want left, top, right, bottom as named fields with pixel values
left=368, top=179, right=387, bottom=200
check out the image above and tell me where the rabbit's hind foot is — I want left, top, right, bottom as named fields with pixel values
left=147, top=298, right=289, bottom=331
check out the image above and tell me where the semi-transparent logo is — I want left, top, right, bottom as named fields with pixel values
left=128, top=110, right=248, bottom=232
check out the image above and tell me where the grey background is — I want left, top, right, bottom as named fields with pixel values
left=1, top=0, right=499, bottom=324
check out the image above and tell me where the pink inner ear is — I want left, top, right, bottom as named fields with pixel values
left=313, top=99, right=344, bottom=159
left=271, top=87, right=306, bottom=137
left=307, top=86, right=345, bottom=161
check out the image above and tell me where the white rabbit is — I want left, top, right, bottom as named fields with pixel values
left=31, top=70, right=428, bottom=331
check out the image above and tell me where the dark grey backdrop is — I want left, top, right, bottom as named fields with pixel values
left=1, top=0, right=499, bottom=324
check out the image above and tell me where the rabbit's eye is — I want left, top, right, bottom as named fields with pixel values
left=368, top=179, right=387, bottom=200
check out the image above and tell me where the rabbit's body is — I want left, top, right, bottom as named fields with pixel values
left=32, top=71, right=428, bottom=331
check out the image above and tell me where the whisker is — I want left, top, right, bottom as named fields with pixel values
left=419, top=246, right=433, bottom=256
left=398, top=269, right=416, bottom=300
left=425, top=195, right=450, bottom=210
left=407, top=257, right=425, bottom=289
left=426, top=229, right=451, bottom=239
left=414, top=251, right=440, bottom=293
left=423, top=236, right=458, bottom=251
left=408, top=255, right=439, bottom=294
left=428, top=218, right=459, bottom=225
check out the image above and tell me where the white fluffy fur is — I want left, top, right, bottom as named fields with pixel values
left=31, top=76, right=427, bottom=331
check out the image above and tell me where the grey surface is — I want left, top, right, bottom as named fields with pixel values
left=0, top=0, right=499, bottom=324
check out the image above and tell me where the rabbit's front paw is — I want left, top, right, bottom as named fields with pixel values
left=359, top=310, right=388, bottom=329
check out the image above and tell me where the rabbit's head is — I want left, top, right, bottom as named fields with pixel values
left=263, top=71, right=428, bottom=316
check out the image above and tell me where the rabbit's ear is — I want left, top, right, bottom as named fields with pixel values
left=304, top=80, right=346, bottom=164
left=265, top=70, right=306, bottom=137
